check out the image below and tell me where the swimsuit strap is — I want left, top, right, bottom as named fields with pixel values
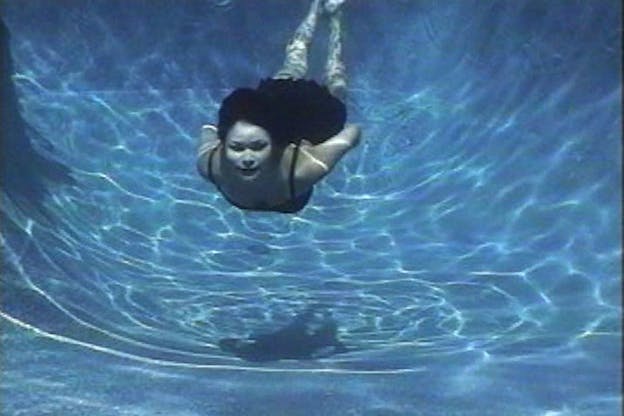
left=289, top=142, right=300, bottom=201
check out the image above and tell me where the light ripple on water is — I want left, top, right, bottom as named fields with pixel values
left=1, top=1, right=620, bottom=378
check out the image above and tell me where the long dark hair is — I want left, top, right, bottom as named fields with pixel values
left=217, top=78, right=346, bottom=150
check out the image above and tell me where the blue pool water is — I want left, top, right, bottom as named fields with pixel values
left=1, top=0, right=621, bottom=415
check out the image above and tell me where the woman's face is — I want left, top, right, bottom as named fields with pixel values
left=224, top=121, right=273, bottom=180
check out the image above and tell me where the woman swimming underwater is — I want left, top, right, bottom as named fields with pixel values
left=197, top=0, right=360, bottom=213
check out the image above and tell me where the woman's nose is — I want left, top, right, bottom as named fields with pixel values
left=242, top=159, right=254, bottom=168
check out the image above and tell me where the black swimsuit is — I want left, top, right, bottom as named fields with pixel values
left=207, top=143, right=313, bottom=214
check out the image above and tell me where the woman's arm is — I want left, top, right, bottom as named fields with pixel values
left=294, top=124, right=361, bottom=188
left=196, top=124, right=218, bottom=180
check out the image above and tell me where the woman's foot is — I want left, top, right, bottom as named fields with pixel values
left=323, top=0, right=346, bottom=15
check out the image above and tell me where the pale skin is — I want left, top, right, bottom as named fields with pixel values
left=197, top=0, right=359, bottom=210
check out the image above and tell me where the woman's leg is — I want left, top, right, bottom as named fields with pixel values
left=324, top=8, right=347, bottom=100
left=274, top=0, right=322, bottom=80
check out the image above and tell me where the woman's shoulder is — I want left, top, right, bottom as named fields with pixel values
left=280, top=140, right=323, bottom=194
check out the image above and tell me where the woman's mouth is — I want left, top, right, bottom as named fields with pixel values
left=238, top=167, right=259, bottom=177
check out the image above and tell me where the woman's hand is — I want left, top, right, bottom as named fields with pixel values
left=342, top=123, right=361, bottom=148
